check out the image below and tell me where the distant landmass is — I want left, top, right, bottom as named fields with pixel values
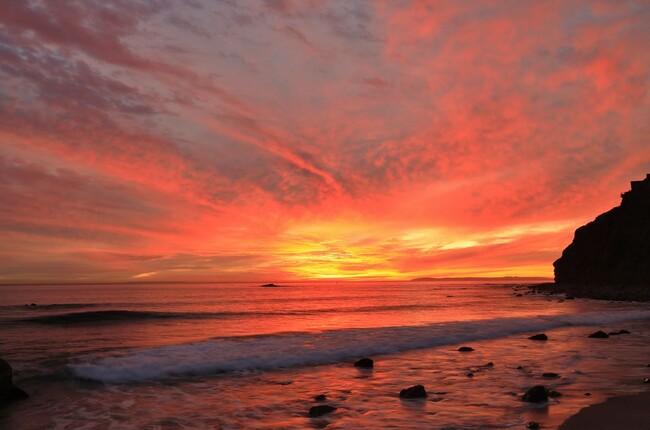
left=411, top=276, right=552, bottom=282
left=551, top=174, right=650, bottom=301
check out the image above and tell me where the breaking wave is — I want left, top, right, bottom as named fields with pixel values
left=69, top=309, right=650, bottom=383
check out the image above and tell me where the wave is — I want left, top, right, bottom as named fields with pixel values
left=68, top=309, right=650, bottom=383
left=16, top=304, right=441, bottom=325
left=1, top=303, right=102, bottom=311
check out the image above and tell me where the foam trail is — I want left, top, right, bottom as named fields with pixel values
left=69, top=310, right=650, bottom=383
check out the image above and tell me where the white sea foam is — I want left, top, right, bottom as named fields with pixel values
left=69, top=310, right=650, bottom=383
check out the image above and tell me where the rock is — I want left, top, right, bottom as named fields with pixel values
left=467, top=372, right=474, bottom=377
left=485, top=362, right=494, bottom=367
left=516, top=294, right=523, bottom=297
left=588, top=330, right=609, bottom=338
left=617, top=329, right=630, bottom=334
left=261, top=283, right=278, bottom=287
left=542, top=372, right=560, bottom=379
left=585, top=392, right=592, bottom=396
left=308, top=405, right=337, bottom=417
left=548, top=390, right=562, bottom=398
left=517, top=366, right=524, bottom=370
left=528, top=334, right=548, bottom=341
left=553, top=174, right=650, bottom=295
left=314, top=394, right=327, bottom=402
left=0, top=358, right=28, bottom=404
left=353, top=358, right=373, bottom=369
left=399, top=385, right=427, bottom=399
left=458, top=346, right=474, bottom=352
left=526, top=422, right=541, bottom=429
left=522, top=386, right=548, bottom=403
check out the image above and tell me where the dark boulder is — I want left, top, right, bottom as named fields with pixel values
left=542, top=372, right=560, bottom=379
left=553, top=174, right=650, bottom=296
left=588, top=330, right=609, bottom=338
left=308, top=405, right=337, bottom=417
left=353, top=358, right=374, bottom=369
left=313, top=394, right=327, bottom=402
left=528, top=334, right=548, bottom=341
left=458, top=346, right=474, bottom=352
left=466, top=372, right=474, bottom=377
left=0, top=358, right=28, bottom=405
left=522, top=385, right=548, bottom=403
left=526, top=422, right=540, bottom=429
left=399, top=385, right=427, bottom=399
left=485, top=362, right=494, bottom=367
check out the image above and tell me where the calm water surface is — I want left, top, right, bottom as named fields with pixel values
left=0, top=281, right=649, bottom=429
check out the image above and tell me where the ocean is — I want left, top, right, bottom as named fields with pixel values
left=1, top=281, right=649, bottom=429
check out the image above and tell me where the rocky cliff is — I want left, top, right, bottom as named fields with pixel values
left=553, top=174, right=650, bottom=291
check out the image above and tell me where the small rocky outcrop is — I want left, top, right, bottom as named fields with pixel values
left=353, top=358, right=373, bottom=369
left=308, top=404, right=337, bottom=417
left=399, top=385, right=427, bottom=399
left=528, top=334, right=548, bottom=341
left=588, top=330, right=609, bottom=338
left=313, top=394, right=327, bottom=402
left=522, top=385, right=548, bottom=403
left=0, top=358, right=28, bottom=405
left=553, top=174, right=650, bottom=297
left=542, top=372, right=560, bottom=379
left=458, top=346, right=474, bottom=352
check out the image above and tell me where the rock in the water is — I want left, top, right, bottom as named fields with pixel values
left=353, top=358, right=374, bottom=368
left=516, top=293, right=523, bottom=297
left=399, top=385, right=427, bottom=399
left=617, top=329, right=630, bottom=334
left=584, top=392, right=592, bottom=396
left=526, top=422, right=541, bottom=429
left=485, top=362, right=494, bottom=367
left=466, top=372, right=474, bottom=377
left=528, top=334, right=548, bottom=341
left=522, top=385, right=548, bottom=403
left=542, top=372, right=560, bottom=379
left=308, top=405, right=337, bottom=417
left=314, top=394, right=327, bottom=402
left=261, top=283, right=278, bottom=287
left=0, top=358, right=28, bottom=404
left=458, top=346, right=474, bottom=352
left=588, top=330, right=609, bottom=338
left=553, top=174, right=650, bottom=293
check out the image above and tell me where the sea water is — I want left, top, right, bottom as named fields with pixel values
left=0, top=281, right=648, bottom=429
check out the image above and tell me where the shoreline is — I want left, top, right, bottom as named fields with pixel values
left=525, top=282, right=650, bottom=302
left=559, top=391, right=650, bottom=429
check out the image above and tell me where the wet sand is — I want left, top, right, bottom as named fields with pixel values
left=559, top=391, right=650, bottom=429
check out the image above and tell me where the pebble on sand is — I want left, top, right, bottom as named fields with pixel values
left=399, top=385, right=427, bottom=399
left=308, top=405, right=337, bottom=417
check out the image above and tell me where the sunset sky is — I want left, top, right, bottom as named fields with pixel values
left=1, top=0, right=649, bottom=283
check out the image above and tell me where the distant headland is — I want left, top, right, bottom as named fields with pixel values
left=550, top=174, right=650, bottom=301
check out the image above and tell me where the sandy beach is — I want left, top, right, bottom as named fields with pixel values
left=559, top=391, right=650, bottom=429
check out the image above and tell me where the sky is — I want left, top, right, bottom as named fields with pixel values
left=1, top=0, right=649, bottom=283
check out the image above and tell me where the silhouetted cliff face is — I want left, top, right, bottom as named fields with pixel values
left=553, top=174, right=650, bottom=286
